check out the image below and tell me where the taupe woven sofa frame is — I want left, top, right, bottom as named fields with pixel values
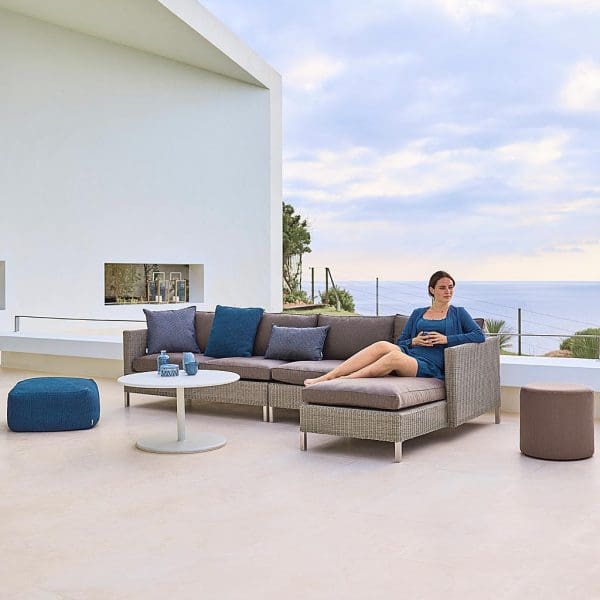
left=123, top=312, right=500, bottom=462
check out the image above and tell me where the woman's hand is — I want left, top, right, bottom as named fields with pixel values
left=412, top=332, right=434, bottom=347
left=427, top=332, right=447, bottom=345
left=412, top=332, right=447, bottom=347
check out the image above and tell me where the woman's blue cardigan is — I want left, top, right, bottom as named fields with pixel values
left=396, top=305, right=485, bottom=352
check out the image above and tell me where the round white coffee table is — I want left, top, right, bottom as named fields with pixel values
left=117, top=370, right=240, bottom=454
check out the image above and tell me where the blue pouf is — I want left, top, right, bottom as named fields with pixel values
left=7, top=377, right=100, bottom=432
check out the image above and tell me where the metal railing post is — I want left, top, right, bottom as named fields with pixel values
left=325, top=267, right=341, bottom=311
left=310, top=267, right=315, bottom=304
left=14, top=315, right=20, bottom=332
left=376, top=277, right=379, bottom=316
left=517, top=308, right=522, bottom=356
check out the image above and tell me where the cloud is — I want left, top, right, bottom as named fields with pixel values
left=495, top=133, right=569, bottom=165
left=432, top=0, right=508, bottom=23
left=560, top=60, right=600, bottom=111
left=428, top=0, right=600, bottom=24
left=284, top=54, right=345, bottom=92
left=285, top=141, right=481, bottom=201
left=201, top=0, right=600, bottom=280
left=285, top=132, right=574, bottom=204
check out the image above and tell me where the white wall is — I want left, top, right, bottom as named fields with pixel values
left=0, top=8, right=282, bottom=332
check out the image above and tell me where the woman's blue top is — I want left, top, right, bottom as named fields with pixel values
left=404, top=317, right=447, bottom=379
left=396, top=306, right=485, bottom=380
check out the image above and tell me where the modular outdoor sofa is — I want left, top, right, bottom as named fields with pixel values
left=123, top=311, right=500, bottom=461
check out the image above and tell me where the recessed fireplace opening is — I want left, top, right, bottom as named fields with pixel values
left=104, top=263, right=204, bottom=305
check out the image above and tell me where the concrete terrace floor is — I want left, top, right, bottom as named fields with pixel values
left=2, top=367, right=600, bottom=600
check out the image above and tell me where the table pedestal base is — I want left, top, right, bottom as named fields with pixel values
left=136, top=432, right=227, bottom=454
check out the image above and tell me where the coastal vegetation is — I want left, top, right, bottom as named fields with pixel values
left=282, top=202, right=356, bottom=311
left=560, top=328, right=600, bottom=359
left=320, top=287, right=356, bottom=312
left=282, top=202, right=311, bottom=304
left=484, top=319, right=513, bottom=354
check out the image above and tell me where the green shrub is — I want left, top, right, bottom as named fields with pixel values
left=560, top=328, right=600, bottom=359
left=320, top=287, right=355, bottom=312
left=484, top=319, right=513, bottom=353
left=283, top=289, right=310, bottom=305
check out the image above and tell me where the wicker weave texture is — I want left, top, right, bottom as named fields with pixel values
left=300, top=401, right=447, bottom=443
left=269, top=383, right=303, bottom=410
left=445, top=337, right=500, bottom=427
left=123, top=329, right=147, bottom=375
left=124, top=380, right=267, bottom=406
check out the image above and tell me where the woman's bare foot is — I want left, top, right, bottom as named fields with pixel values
left=304, top=374, right=331, bottom=386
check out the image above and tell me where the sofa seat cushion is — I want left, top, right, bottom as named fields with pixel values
left=200, top=356, right=288, bottom=381
left=303, top=377, right=446, bottom=411
left=271, top=360, right=344, bottom=386
left=132, top=353, right=210, bottom=373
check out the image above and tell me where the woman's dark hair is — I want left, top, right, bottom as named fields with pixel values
left=428, top=271, right=455, bottom=298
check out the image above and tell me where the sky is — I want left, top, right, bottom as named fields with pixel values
left=202, top=0, right=600, bottom=281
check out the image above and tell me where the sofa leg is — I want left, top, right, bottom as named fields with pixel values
left=262, top=406, right=268, bottom=422
left=495, top=406, right=501, bottom=424
left=268, top=406, right=274, bottom=423
left=394, top=442, right=402, bottom=463
left=124, top=391, right=130, bottom=408
left=300, top=431, right=307, bottom=451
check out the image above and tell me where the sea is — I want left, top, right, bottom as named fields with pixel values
left=303, top=281, right=600, bottom=356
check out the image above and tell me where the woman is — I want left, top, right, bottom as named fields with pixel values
left=304, top=271, right=485, bottom=385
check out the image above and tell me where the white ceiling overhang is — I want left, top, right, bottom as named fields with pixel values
left=0, top=0, right=280, bottom=89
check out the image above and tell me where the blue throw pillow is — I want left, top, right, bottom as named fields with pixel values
left=204, top=305, right=265, bottom=358
left=265, top=325, right=330, bottom=361
left=143, top=306, right=200, bottom=354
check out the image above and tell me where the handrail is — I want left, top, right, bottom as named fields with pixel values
left=11, top=314, right=599, bottom=358
left=486, top=332, right=600, bottom=359
left=14, top=315, right=144, bottom=332
left=485, top=333, right=599, bottom=338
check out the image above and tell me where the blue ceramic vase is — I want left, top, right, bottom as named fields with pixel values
left=157, top=350, right=170, bottom=373
left=182, top=351, right=197, bottom=375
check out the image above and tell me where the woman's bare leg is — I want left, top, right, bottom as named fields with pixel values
left=341, top=350, right=418, bottom=379
left=304, top=341, right=402, bottom=385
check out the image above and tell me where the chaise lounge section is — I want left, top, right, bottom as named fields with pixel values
left=122, top=311, right=500, bottom=461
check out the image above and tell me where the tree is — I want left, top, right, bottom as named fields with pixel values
left=485, top=319, right=513, bottom=353
left=282, top=202, right=311, bottom=302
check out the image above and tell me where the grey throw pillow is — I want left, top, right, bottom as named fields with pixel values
left=265, top=325, right=330, bottom=361
left=143, top=306, right=200, bottom=354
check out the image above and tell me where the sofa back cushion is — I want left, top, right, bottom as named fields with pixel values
left=265, top=325, right=330, bottom=361
left=143, top=306, right=200, bottom=354
left=253, top=313, right=318, bottom=355
left=204, top=305, right=264, bottom=358
left=194, top=311, right=215, bottom=352
left=393, top=314, right=410, bottom=342
left=317, top=314, right=395, bottom=360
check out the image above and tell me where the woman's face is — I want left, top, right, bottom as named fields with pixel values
left=430, top=277, right=454, bottom=303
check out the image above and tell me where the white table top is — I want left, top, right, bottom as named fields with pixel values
left=118, top=370, right=240, bottom=389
